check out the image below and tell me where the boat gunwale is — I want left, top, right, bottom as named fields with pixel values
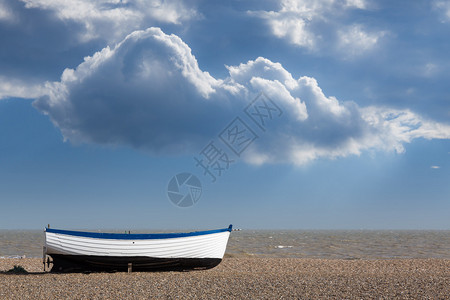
left=45, top=225, right=232, bottom=240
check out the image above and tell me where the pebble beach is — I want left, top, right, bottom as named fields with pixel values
left=1, top=257, right=448, bottom=299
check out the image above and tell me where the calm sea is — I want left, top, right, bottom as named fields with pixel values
left=1, top=229, right=449, bottom=259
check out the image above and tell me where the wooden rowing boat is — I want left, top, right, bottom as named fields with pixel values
left=44, top=225, right=232, bottom=272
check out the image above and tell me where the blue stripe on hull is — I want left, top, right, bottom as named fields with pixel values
left=46, top=225, right=232, bottom=240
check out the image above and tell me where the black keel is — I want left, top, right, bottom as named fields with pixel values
left=49, top=254, right=222, bottom=273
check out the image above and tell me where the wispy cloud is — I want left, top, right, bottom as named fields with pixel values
left=430, top=165, right=441, bottom=169
left=34, top=28, right=450, bottom=165
left=422, top=63, right=439, bottom=78
left=433, top=0, right=450, bottom=22
left=337, top=24, right=387, bottom=57
left=248, top=0, right=385, bottom=55
left=0, top=76, right=45, bottom=99
left=21, top=0, right=199, bottom=42
left=0, top=0, right=15, bottom=22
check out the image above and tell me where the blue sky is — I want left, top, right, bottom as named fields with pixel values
left=1, top=0, right=449, bottom=230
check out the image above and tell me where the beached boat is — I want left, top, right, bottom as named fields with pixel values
left=44, top=225, right=232, bottom=272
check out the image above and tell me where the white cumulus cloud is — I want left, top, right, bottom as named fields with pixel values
left=0, top=0, right=200, bottom=101
left=34, top=27, right=450, bottom=165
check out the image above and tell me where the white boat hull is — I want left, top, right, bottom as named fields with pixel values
left=44, top=226, right=232, bottom=272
